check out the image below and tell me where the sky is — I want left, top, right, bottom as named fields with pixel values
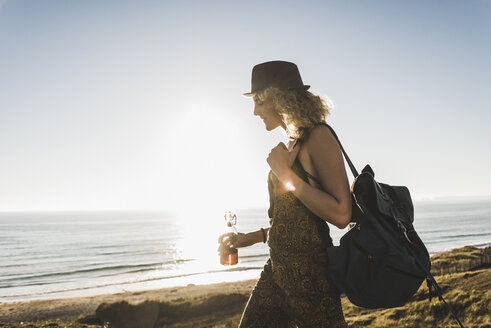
left=0, top=0, right=490, bottom=212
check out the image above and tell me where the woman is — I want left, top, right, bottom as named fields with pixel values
left=220, top=61, right=351, bottom=327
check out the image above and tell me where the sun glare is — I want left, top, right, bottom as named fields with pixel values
left=165, top=105, right=247, bottom=265
left=285, top=181, right=295, bottom=191
left=166, top=105, right=247, bottom=211
left=173, top=207, right=226, bottom=271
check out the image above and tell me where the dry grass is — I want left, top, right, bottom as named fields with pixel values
left=431, top=246, right=491, bottom=276
left=342, top=268, right=490, bottom=328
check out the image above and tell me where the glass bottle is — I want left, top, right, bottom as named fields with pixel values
left=220, top=211, right=238, bottom=265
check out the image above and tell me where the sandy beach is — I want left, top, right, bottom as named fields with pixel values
left=0, top=279, right=257, bottom=324
left=1, top=246, right=490, bottom=328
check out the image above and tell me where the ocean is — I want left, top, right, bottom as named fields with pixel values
left=1, top=199, right=490, bottom=303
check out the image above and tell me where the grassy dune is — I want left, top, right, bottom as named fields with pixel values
left=342, top=268, right=490, bottom=327
left=430, top=246, right=491, bottom=275
left=1, top=246, right=489, bottom=328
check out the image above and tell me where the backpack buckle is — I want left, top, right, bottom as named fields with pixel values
left=395, top=217, right=414, bottom=246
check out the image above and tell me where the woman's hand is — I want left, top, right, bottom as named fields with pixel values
left=267, top=142, right=300, bottom=182
left=218, top=232, right=255, bottom=250
left=218, top=228, right=269, bottom=254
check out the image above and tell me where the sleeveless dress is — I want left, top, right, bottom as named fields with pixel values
left=239, top=142, right=348, bottom=328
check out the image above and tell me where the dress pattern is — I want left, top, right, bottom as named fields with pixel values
left=239, top=146, right=348, bottom=328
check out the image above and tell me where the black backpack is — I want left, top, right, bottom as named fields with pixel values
left=316, top=123, right=465, bottom=328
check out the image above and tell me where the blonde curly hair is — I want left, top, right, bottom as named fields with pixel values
left=255, top=87, right=333, bottom=141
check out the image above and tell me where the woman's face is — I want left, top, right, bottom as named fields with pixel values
left=253, top=95, right=285, bottom=131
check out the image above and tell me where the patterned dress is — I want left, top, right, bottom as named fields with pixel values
left=239, top=143, right=348, bottom=328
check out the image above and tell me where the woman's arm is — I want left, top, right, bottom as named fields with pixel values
left=219, top=228, right=270, bottom=250
left=267, top=126, right=351, bottom=229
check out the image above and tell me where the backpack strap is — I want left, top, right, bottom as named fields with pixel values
left=316, top=122, right=359, bottom=178
left=413, top=254, right=466, bottom=328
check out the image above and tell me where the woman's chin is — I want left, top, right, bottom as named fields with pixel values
left=264, top=122, right=280, bottom=131
left=263, top=120, right=274, bottom=131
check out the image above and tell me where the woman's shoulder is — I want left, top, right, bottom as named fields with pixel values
left=302, top=123, right=338, bottom=152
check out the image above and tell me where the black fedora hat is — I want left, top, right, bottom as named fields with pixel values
left=243, top=60, right=310, bottom=97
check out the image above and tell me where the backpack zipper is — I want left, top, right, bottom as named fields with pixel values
left=351, top=240, right=376, bottom=281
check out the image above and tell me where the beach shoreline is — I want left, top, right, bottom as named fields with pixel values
left=0, top=279, right=257, bottom=323
left=1, top=245, right=489, bottom=328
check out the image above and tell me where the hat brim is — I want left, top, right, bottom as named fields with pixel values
left=242, top=85, right=310, bottom=97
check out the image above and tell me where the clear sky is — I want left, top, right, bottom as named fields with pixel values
left=1, top=0, right=490, bottom=212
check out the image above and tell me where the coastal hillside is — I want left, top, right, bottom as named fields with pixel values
left=1, top=246, right=489, bottom=328
left=342, top=265, right=490, bottom=327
